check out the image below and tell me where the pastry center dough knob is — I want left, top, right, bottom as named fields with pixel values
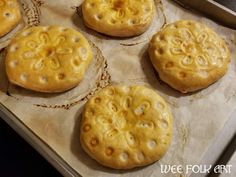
left=113, top=0, right=126, bottom=10
left=45, top=48, right=55, bottom=57
left=183, top=42, right=196, bottom=54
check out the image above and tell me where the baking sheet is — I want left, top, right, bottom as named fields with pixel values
left=0, top=0, right=236, bottom=177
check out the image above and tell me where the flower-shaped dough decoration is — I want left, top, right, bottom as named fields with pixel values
left=167, top=23, right=229, bottom=71
left=80, top=85, right=173, bottom=169
left=22, top=31, right=75, bottom=71
left=6, top=26, right=93, bottom=93
left=149, top=20, right=231, bottom=93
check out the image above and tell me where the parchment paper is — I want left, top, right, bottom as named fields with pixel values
left=0, top=0, right=236, bottom=177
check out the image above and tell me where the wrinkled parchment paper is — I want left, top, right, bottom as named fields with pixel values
left=0, top=0, right=236, bottom=177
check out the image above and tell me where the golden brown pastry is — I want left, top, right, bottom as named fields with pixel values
left=82, top=0, right=155, bottom=37
left=0, top=0, right=21, bottom=37
left=80, top=85, right=173, bottom=169
left=5, top=26, right=93, bottom=93
left=149, top=20, right=231, bottom=93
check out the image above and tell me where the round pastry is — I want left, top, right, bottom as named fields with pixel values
left=80, top=85, right=173, bottom=169
left=82, top=0, right=155, bottom=37
left=0, top=0, right=21, bottom=37
left=5, top=26, right=93, bottom=93
left=149, top=20, right=231, bottom=93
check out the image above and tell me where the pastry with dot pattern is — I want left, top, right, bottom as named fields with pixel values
left=5, top=26, right=93, bottom=93
left=80, top=85, right=173, bottom=169
left=82, top=0, right=155, bottom=37
left=149, top=20, right=231, bottom=93
left=0, top=0, right=21, bottom=37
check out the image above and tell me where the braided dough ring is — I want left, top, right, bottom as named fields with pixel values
left=0, top=0, right=21, bottom=37
left=6, top=26, right=93, bottom=93
left=80, top=85, right=173, bottom=169
left=82, top=0, right=155, bottom=37
left=149, top=20, right=231, bottom=93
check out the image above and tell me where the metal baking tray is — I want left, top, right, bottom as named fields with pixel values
left=1, top=0, right=236, bottom=176
left=0, top=103, right=78, bottom=177
left=1, top=102, right=236, bottom=177
left=173, top=0, right=236, bottom=29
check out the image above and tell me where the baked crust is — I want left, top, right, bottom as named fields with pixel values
left=82, top=0, right=155, bottom=37
left=0, top=0, right=21, bottom=37
left=5, top=26, right=93, bottom=93
left=149, top=20, right=231, bottom=93
left=80, top=85, right=173, bottom=169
